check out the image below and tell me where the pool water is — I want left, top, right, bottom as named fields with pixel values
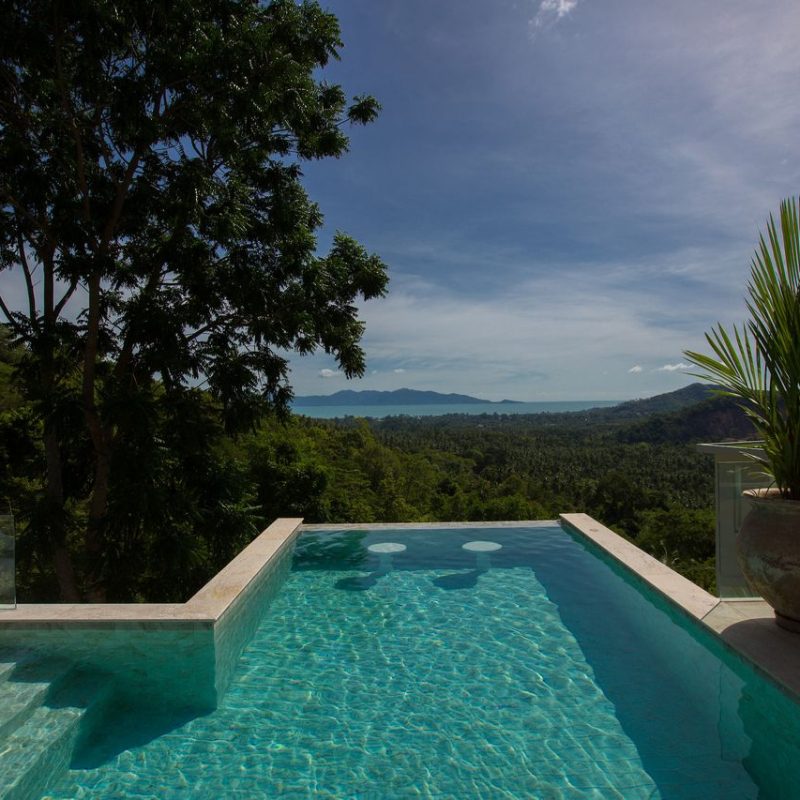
left=46, top=524, right=800, bottom=799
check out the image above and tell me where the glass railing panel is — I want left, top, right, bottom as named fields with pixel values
left=0, top=514, right=15, bottom=608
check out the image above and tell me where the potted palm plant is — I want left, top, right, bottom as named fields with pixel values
left=684, top=197, right=800, bottom=631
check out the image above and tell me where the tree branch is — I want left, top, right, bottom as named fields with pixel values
left=0, top=294, right=25, bottom=336
left=185, top=313, right=237, bottom=342
left=15, top=224, right=38, bottom=326
left=0, top=189, right=52, bottom=243
left=42, top=241, right=56, bottom=324
left=98, top=150, right=142, bottom=253
left=53, top=280, right=78, bottom=317
left=81, top=271, right=105, bottom=452
left=53, top=12, right=93, bottom=228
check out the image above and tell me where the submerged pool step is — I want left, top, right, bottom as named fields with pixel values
left=0, top=668, right=114, bottom=800
left=0, top=652, right=40, bottom=686
left=0, top=658, right=73, bottom=741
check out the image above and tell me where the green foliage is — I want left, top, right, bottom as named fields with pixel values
left=616, top=396, right=754, bottom=444
left=636, top=505, right=716, bottom=592
left=100, top=391, right=260, bottom=602
left=2, top=377, right=261, bottom=601
left=0, top=328, right=22, bottom=412
left=685, top=197, right=800, bottom=499
left=0, top=1, right=387, bottom=599
left=235, top=408, right=720, bottom=591
left=0, top=360, right=727, bottom=598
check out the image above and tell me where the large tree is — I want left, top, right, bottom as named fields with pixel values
left=0, top=0, right=388, bottom=601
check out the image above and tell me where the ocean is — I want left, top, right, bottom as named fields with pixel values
left=291, top=400, right=621, bottom=419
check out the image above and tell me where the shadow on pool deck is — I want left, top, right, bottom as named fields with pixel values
left=714, top=615, right=800, bottom=694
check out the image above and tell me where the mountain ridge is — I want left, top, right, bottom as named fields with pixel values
left=294, top=382, right=717, bottom=411
left=293, top=388, right=523, bottom=406
left=588, top=382, right=717, bottom=420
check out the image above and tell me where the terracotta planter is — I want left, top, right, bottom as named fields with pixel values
left=737, top=488, right=800, bottom=632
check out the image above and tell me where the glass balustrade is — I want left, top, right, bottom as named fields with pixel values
left=698, top=443, right=769, bottom=598
left=0, top=514, right=15, bottom=608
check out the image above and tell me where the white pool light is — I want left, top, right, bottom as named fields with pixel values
left=367, top=542, right=407, bottom=554
left=462, top=541, right=502, bottom=553
left=367, top=542, right=406, bottom=576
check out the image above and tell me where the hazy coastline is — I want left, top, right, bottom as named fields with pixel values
left=292, top=399, right=621, bottom=419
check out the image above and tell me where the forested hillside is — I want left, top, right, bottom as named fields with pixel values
left=0, top=353, right=755, bottom=601
left=246, top=392, right=753, bottom=592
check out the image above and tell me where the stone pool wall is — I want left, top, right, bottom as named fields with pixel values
left=0, top=518, right=303, bottom=712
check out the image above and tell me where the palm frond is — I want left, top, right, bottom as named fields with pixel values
left=684, top=196, right=800, bottom=499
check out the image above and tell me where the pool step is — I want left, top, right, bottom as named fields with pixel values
left=0, top=658, right=72, bottom=741
left=0, top=651, right=36, bottom=685
left=0, top=665, right=114, bottom=800
left=0, top=662, right=18, bottom=684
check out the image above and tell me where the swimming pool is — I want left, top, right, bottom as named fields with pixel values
left=35, top=522, right=800, bottom=799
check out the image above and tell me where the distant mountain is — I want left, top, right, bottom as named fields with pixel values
left=578, top=382, right=757, bottom=442
left=589, top=383, right=718, bottom=420
left=615, top=394, right=756, bottom=444
left=293, top=388, right=521, bottom=407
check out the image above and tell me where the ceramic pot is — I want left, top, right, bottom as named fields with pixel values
left=737, top=488, right=800, bottom=632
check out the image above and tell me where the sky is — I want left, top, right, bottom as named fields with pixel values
left=4, top=1, right=798, bottom=403
left=287, top=0, right=800, bottom=401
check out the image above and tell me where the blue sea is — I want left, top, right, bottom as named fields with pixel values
left=291, top=400, right=620, bottom=419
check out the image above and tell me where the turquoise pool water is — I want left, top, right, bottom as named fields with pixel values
left=46, top=524, right=800, bottom=799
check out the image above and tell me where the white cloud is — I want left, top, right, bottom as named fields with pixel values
left=344, top=269, right=711, bottom=399
left=284, top=2, right=800, bottom=402
left=531, top=0, right=579, bottom=30
left=393, top=368, right=406, bottom=374
left=508, top=0, right=800, bottom=251
left=280, top=238, right=750, bottom=399
left=318, top=369, right=341, bottom=379
left=656, top=362, right=691, bottom=372
left=284, top=225, right=752, bottom=398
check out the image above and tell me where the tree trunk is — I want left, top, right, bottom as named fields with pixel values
left=43, top=423, right=80, bottom=602
left=52, top=541, right=79, bottom=602
left=38, top=244, right=81, bottom=601
left=80, top=266, right=111, bottom=602
left=84, top=443, right=111, bottom=602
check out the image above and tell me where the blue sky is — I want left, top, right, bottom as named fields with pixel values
left=289, top=0, right=800, bottom=401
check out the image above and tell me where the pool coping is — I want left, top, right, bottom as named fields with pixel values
left=560, top=513, right=800, bottom=702
left=300, top=520, right=559, bottom=531
left=0, top=517, right=303, bottom=629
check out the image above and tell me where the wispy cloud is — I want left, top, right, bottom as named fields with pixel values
left=530, top=0, right=579, bottom=30
left=656, top=362, right=691, bottom=372
left=393, top=368, right=406, bottom=374
left=287, top=265, right=714, bottom=399
left=250, top=2, right=800, bottom=401
left=318, top=369, right=341, bottom=379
